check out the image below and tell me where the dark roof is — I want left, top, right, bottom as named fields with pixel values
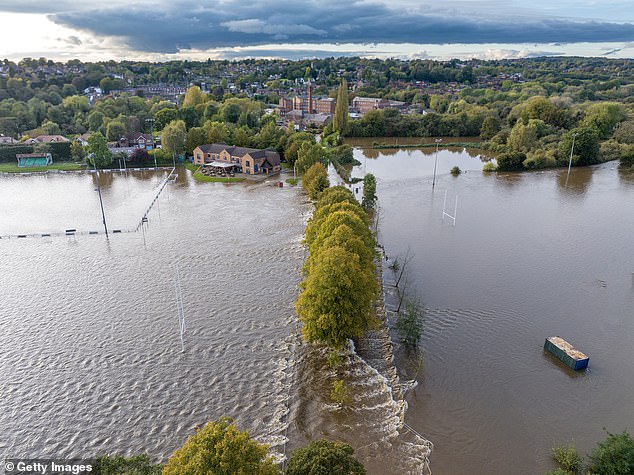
left=264, top=150, right=281, bottom=166
left=122, top=133, right=153, bottom=142
left=17, top=153, right=51, bottom=158
left=198, top=143, right=230, bottom=154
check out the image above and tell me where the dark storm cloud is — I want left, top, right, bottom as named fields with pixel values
left=40, top=0, right=634, bottom=53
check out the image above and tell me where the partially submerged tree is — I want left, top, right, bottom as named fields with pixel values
left=286, top=439, right=366, bottom=475
left=302, top=162, right=329, bottom=200
left=163, top=417, right=276, bottom=475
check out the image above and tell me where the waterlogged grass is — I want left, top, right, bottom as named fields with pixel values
left=193, top=171, right=245, bottom=183
left=0, top=162, right=84, bottom=173
left=371, top=141, right=483, bottom=149
left=183, top=161, right=198, bottom=172
left=286, top=178, right=299, bottom=185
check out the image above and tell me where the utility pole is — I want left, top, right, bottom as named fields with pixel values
left=88, top=153, right=108, bottom=236
left=567, top=132, right=578, bottom=180
left=432, top=138, right=442, bottom=188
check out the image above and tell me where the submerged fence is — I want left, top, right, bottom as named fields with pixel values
left=0, top=168, right=176, bottom=240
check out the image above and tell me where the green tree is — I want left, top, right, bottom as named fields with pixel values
left=302, top=162, right=330, bottom=200
left=582, top=102, right=626, bottom=139
left=70, top=141, right=85, bottom=161
left=286, top=439, right=366, bottom=475
left=362, top=173, right=377, bottom=208
left=86, top=132, right=112, bottom=168
left=296, top=142, right=325, bottom=175
left=163, top=417, right=276, bottom=475
left=295, top=245, right=378, bottom=348
left=560, top=128, right=600, bottom=167
left=182, top=85, right=206, bottom=108
left=154, top=108, right=178, bottom=131
left=480, top=115, right=501, bottom=140
left=305, top=223, right=374, bottom=278
left=186, top=126, right=207, bottom=154
left=161, top=120, right=187, bottom=158
left=231, top=126, right=251, bottom=147
left=106, top=119, right=127, bottom=141
left=305, top=200, right=370, bottom=247
left=333, top=78, right=349, bottom=135
left=179, top=106, right=200, bottom=130
left=204, top=121, right=229, bottom=144
left=613, top=121, right=634, bottom=144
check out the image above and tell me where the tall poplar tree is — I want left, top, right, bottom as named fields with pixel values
left=333, top=78, right=349, bottom=136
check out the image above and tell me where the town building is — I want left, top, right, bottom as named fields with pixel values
left=279, top=84, right=336, bottom=115
left=351, top=96, right=390, bottom=114
left=193, top=143, right=281, bottom=175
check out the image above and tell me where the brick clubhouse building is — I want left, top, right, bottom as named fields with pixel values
left=193, top=143, right=281, bottom=175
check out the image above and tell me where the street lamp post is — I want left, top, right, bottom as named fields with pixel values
left=432, top=138, right=442, bottom=188
left=567, top=132, right=578, bottom=180
left=293, top=163, right=296, bottom=181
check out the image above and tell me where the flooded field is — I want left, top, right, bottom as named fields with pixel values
left=0, top=167, right=429, bottom=474
left=349, top=143, right=634, bottom=474
left=0, top=169, right=308, bottom=462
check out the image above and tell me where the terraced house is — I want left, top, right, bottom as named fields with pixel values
left=193, top=143, right=281, bottom=175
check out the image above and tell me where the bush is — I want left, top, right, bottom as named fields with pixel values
left=0, top=144, right=34, bottom=163
left=482, top=161, right=497, bottom=172
left=552, top=444, right=583, bottom=473
left=588, top=431, right=634, bottom=475
left=496, top=151, right=526, bottom=171
left=93, top=454, right=161, bottom=475
left=286, top=439, right=366, bottom=475
left=450, top=166, right=462, bottom=176
left=331, top=379, right=350, bottom=405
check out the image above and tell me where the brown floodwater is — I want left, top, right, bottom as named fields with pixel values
left=0, top=169, right=309, bottom=463
left=349, top=145, right=634, bottom=474
left=0, top=167, right=430, bottom=474
left=3, top=156, right=633, bottom=475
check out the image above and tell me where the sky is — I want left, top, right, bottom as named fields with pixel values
left=1, top=1, right=634, bottom=62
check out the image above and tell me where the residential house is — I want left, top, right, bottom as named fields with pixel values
left=0, top=135, right=18, bottom=145
left=117, top=133, right=155, bottom=150
left=23, top=135, right=71, bottom=144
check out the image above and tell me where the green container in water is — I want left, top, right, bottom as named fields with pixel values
left=544, top=336, right=589, bottom=370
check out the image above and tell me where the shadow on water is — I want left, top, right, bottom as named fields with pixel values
left=541, top=349, right=590, bottom=379
left=618, top=167, right=634, bottom=185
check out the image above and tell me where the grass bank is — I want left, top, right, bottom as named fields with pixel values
left=0, top=162, right=85, bottom=173
left=192, top=171, right=245, bottom=183
left=371, top=141, right=483, bottom=149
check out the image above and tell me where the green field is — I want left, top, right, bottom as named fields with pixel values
left=192, top=171, right=245, bottom=183
left=0, top=163, right=85, bottom=173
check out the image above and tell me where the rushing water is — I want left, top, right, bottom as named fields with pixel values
left=0, top=169, right=309, bottom=462
left=0, top=167, right=429, bottom=474
left=349, top=142, right=634, bottom=474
